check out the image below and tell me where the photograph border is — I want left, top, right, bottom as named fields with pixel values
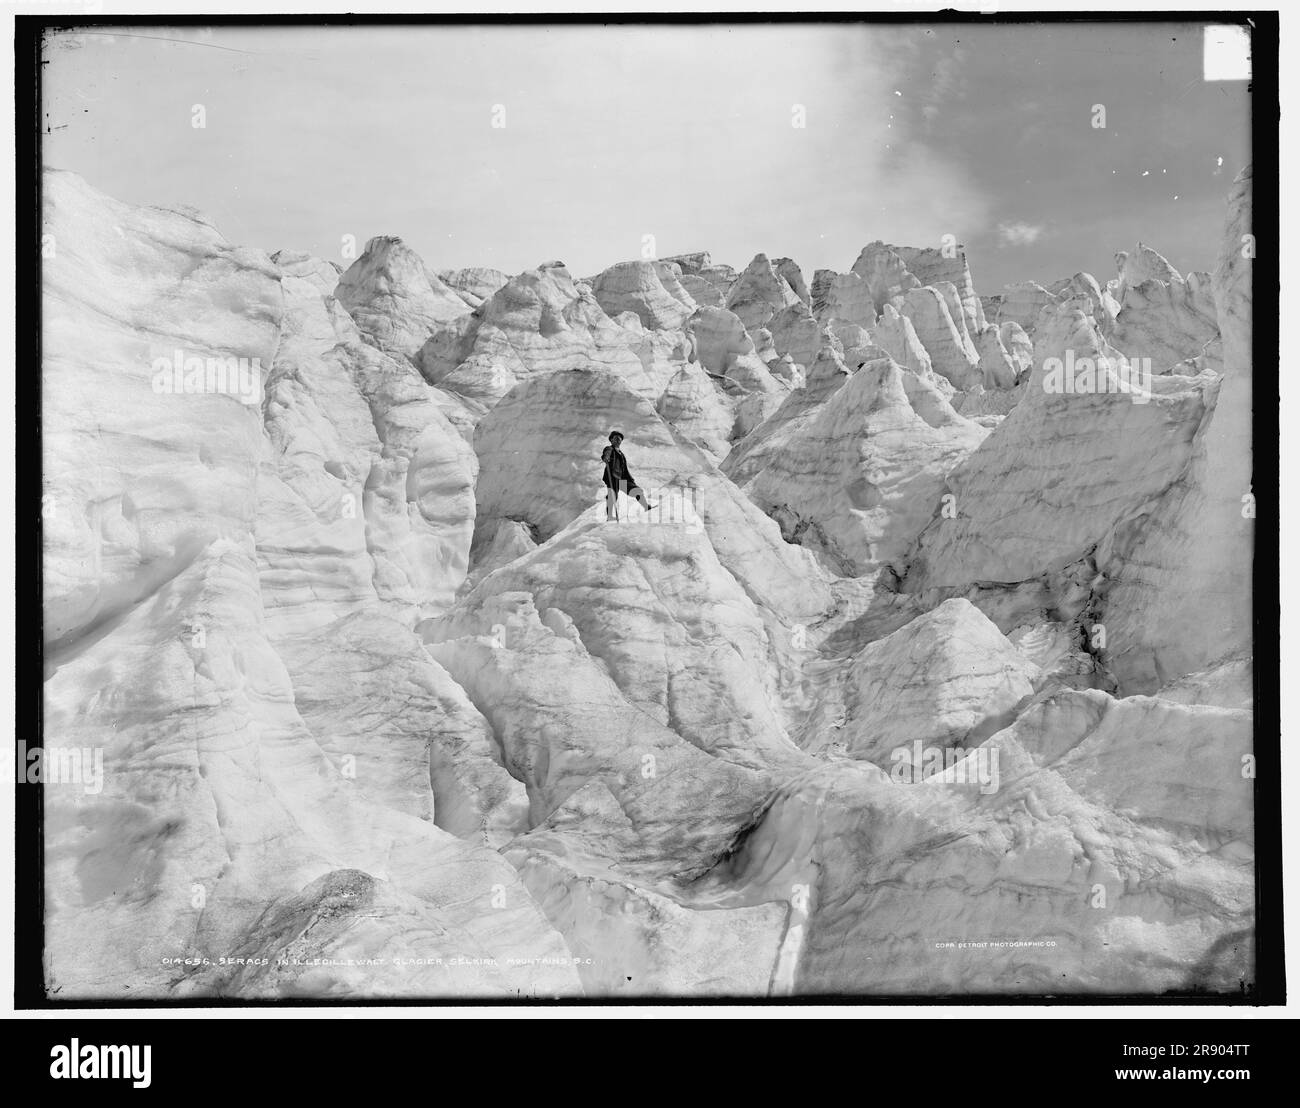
left=14, top=8, right=1282, bottom=1009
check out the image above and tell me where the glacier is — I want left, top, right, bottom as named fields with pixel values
left=40, top=165, right=1254, bottom=998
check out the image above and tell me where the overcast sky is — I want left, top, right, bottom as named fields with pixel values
left=42, top=21, right=1252, bottom=292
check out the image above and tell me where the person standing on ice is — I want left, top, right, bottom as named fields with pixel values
left=601, top=430, right=656, bottom=520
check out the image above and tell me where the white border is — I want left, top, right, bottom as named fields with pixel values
left=2, top=0, right=1289, bottom=1020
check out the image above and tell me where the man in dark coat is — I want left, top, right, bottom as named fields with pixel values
left=601, top=430, right=656, bottom=520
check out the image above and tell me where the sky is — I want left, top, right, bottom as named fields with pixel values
left=41, top=21, right=1253, bottom=292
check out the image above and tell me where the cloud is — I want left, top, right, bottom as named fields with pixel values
left=997, top=221, right=1047, bottom=247
left=43, top=25, right=1002, bottom=280
left=913, top=43, right=968, bottom=131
